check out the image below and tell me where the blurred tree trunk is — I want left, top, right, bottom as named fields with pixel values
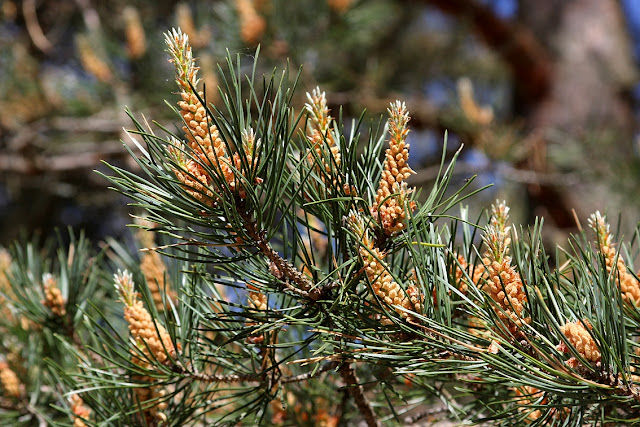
left=426, top=0, right=638, bottom=230
left=519, top=0, right=636, bottom=132
left=518, top=0, right=637, bottom=228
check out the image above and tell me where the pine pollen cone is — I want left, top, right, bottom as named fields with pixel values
left=478, top=256, right=530, bottom=329
left=601, top=243, right=640, bottom=304
left=140, top=250, right=174, bottom=313
left=131, top=378, right=168, bottom=425
left=42, top=273, right=66, bottom=317
left=589, top=211, right=640, bottom=304
left=246, top=284, right=267, bottom=344
left=372, top=101, right=416, bottom=235
left=360, top=246, right=421, bottom=320
left=513, top=385, right=545, bottom=422
left=0, top=361, right=23, bottom=398
left=177, top=92, right=242, bottom=196
left=451, top=253, right=474, bottom=295
left=115, top=279, right=172, bottom=419
left=125, top=298, right=176, bottom=364
left=167, top=29, right=258, bottom=203
left=305, top=87, right=341, bottom=185
left=170, top=146, right=217, bottom=207
left=70, top=394, right=91, bottom=427
left=557, top=319, right=601, bottom=364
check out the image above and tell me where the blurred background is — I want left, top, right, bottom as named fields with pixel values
left=1, top=0, right=640, bottom=247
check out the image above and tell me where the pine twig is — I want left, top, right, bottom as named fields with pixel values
left=171, top=363, right=259, bottom=383
left=339, top=363, right=381, bottom=427
left=281, top=362, right=339, bottom=383
left=240, top=211, right=323, bottom=300
left=403, top=405, right=449, bottom=425
left=171, top=361, right=339, bottom=384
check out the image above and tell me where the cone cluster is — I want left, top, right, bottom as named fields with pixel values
left=454, top=201, right=529, bottom=335
left=166, top=29, right=259, bottom=206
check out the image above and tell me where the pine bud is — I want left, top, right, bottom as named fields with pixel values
left=305, top=87, right=341, bottom=189
left=490, top=199, right=510, bottom=234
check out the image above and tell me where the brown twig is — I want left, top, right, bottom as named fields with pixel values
left=338, top=363, right=381, bottom=427
left=22, top=0, right=53, bottom=53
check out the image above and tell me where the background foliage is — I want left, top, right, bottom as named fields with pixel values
left=2, top=0, right=640, bottom=245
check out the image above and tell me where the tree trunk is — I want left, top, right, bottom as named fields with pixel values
left=518, top=0, right=638, bottom=228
